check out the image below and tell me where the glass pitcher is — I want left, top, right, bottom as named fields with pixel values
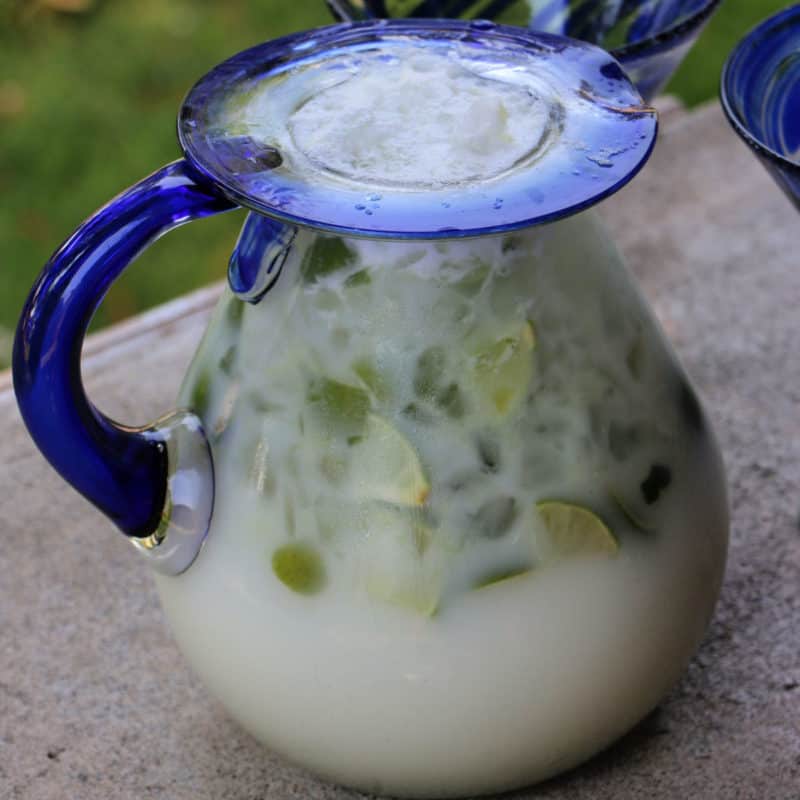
left=13, top=20, right=728, bottom=799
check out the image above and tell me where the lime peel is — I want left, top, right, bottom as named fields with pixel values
left=536, top=500, right=618, bottom=560
left=272, top=542, right=326, bottom=595
left=475, top=566, right=533, bottom=590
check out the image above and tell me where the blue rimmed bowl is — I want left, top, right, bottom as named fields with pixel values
left=326, top=0, right=722, bottom=101
left=721, top=5, right=800, bottom=211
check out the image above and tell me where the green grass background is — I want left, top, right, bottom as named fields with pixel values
left=0, top=0, right=791, bottom=367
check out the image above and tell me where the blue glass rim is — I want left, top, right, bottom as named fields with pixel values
left=610, top=0, right=722, bottom=62
left=720, top=4, right=800, bottom=179
left=178, top=19, right=658, bottom=239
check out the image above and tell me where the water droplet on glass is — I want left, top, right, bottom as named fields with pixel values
left=368, top=193, right=382, bottom=202
left=365, top=209, right=374, bottom=216
left=355, top=204, right=366, bottom=210
left=528, top=188, right=545, bottom=204
left=586, top=154, right=614, bottom=168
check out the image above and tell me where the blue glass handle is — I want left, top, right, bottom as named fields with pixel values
left=13, top=160, right=236, bottom=541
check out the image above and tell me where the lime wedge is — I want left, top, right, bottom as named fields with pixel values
left=472, top=320, right=536, bottom=416
left=626, top=332, right=644, bottom=380
left=226, top=296, right=245, bottom=326
left=536, top=501, right=618, bottom=560
left=348, top=414, right=429, bottom=506
left=271, top=542, right=326, bottom=595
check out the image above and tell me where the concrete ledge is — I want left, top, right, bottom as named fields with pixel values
left=1, top=101, right=798, bottom=799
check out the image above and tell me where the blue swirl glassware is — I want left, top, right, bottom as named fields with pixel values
left=720, top=5, right=800, bottom=211
left=326, top=0, right=721, bottom=101
left=13, top=19, right=729, bottom=797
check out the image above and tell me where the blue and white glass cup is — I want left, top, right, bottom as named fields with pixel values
left=326, top=0, right=722, bottom=101
left=721, top=4, right=800, bottom=211
left=14, top=20, right=728, bottom=798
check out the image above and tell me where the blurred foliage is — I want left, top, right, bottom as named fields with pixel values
left=0, top=0, right=327, bottom=368
left=0, top=0, right=791, bottom=369
left=665, top=0, right=792, bottom=107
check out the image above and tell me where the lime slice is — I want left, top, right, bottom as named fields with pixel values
left=188, top=369, right=212, bottom=420
left=472, top=495, right=518, bottom=539
left=435, top=382, right=466, bottom=418
left=474, top=566, right=532, bottom=590
left=271, top=542, right=326, bottom=595
left=413, top=346, right=446, bottom=399
left=300, top=236, right=356, bottom=283
left=536, top=501, right=618, bottom=560
left=609, top=463, right=671, bottom=533
left=352, top=357, right=391, bottom=402
left=348, top=414, right=429, bottom=506
left=610, top=490, right=656, bottom=533
left=247, top=435, right=277, bottom=497
left=307, top=377, right=369, bottom=433
left=452, top=262, right=490, bottom=296
left=472, top=320, right=535, bottom=416
left=364, top=568, right=439, bottom=617
left=358, top=508, right=440, bottom=616
left=344, top=268, right=371, bottom=288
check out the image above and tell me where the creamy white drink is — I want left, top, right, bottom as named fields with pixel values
left=155, top=36, right=728, bottom=798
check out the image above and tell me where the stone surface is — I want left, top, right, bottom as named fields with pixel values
left=1, top=102, right=799, bottom=800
